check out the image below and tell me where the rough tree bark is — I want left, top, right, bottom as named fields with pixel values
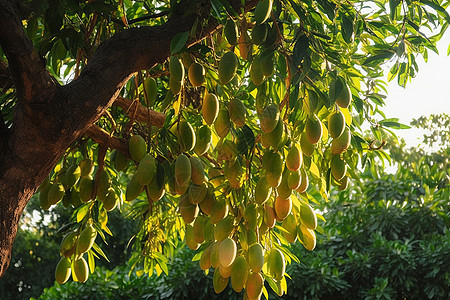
left=0, top=0, right=258, bottom=277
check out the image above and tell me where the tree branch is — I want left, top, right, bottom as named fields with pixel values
left=114, top=97, right=166, bottom=128
left=84, top=125, right=129, bottom=157
left=0, top=0, right=56, bottom=104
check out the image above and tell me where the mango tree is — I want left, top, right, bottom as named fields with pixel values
left=0, top=0, right=448, bottom=298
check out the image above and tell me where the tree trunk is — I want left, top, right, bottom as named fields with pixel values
left=0, top=0, right=258, bottom=277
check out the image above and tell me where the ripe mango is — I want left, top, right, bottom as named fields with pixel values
left=252, top=23, right=268, bottom=45
left=331, top=126, right=351, bottom=154
left=219, top=264, right=232, bottom=278
left=300, top=133, right=315, bottom=156
left=219, top=237, right=237, bottom=267
left=214, top=215, right=234, bottom=242
left=70, top=194, right=82, bottom=209
left=286, top=144, right=302, bottom=171
left=147, top=163, right=165, bottom=201
left=254, top=0, right=273, bottom=24
left=189, top=156, right=205, bottom=185
left=276, top=172, right=292, bottom=200
left=295, top=168, right=309, bottom=193
left=264, top=204, right=276, bottom=228
left=125, top=174, right=143, bottom=202
left=298, top=224, right=316, bottom=251
left=202, top=92, right=219, bottom=125
left=199, top=242, right=213, bottom=270
left=128, top=135, right=147, bottom=162
left=260, top=51, right=274, bottom=76
left=48, top=183, right=65, bottom=206
left=228, top=98, right=247, bottom=127
left=250, top=55, right=264, bottom=86
left=181, top=52, right=194, bottom=69
left=96, top=170, right=110, bottom=201
left=213, top=267, right=229, bottom=294
left=39, top=184, right=51, bottom=210
left=219, top=51, right=238, bottom=85
left=188, top=182, right=207, bottom=204
left=193, top=215, right=206, bottom=244
left=210, top=198, right=228, bottom=224
left=143, top=77, right=157, bottom=107
left=248, top=243, right=264, bottom=272
left=77, top=224, right=97, bottom=254
left=330, top=154, right=347, bottom=181
left=282, top=213, right=297, bottom=243
left=338, top=176, right=349, bottom=191
left=73, top=257, right=88, bottom=283
left=287, top=169, right=301, bottom=190
left=79, top=177, right=94, bottom=202
left=214, top=109, right=231, bottom=138
left=246, top=272, right=264, bottom=300
left=175, top=154, right=191, bottom=187
left=328, top=110, right=345, bottom=139
left=264, top=118, right=284, bottom=149
left=65, top=164, right=81, bottom=188
left=185, top=224, right=199, bottom=250
left=55, top=257, right=71, bottom=284
left=268, top=248, right=285, bottom=280
left=200, top=186, right=215, bottom=215
left=188, top=62, right=205, bottom=87
left=245, top=203, right=258, bottom=230
left=79, top=158, right=94, bottom=178
left=113, top=150, right=129, bottom=172
left=169, top=76, right=182, bottom=96
left=336, top=82, right=352, bottom=108
left=231, top=255, right=248, bottom=292
left=259, top=104, right=279, bottom=133
left=169, top=56, right=185, bottom=94
left=274, top=196, right=292, bottom=220
left=255, top=88, right=267, bottom=115
left=224, top=19, right=238, bottom=45
left=211, top=241, right=221, bottom=268
left=194, top=125, right=212, bottom=156
left=265, top=151, right=283, bottom=188
left=103, top=188, right=118, bottom=211
left=224, top=158, right=245, bottom=189
left=305, top=115, right=323, bottom=145
left=60, top=231, right=77, bottom=258
left=255, top=176, right=271, bottom=205
left=299, top=202, right=317, bottom=230
left=179, top=120, right=196, bottom=152
left=178, top=195, right=199, bottom=224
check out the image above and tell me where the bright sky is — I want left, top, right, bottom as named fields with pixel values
left=382, top=31, right=450, bottom=148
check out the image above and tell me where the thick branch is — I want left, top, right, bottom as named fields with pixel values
left=114, top=97, right=166, bottom=128
left=0, top=0, right=56, bottom=103
left=85, top=125, right=129, bottom=157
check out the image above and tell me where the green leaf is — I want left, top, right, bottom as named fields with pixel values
left=341, top=15, right=353, bottom=43
left=92, top=242, right=110, bottom=262
left=379, top=118, right=411, bottom=129
left=420, top=0, right=450, bottom=22
left=389, top=0, right=401, bottom=21
left=87, top=250, right=95, bottom=274
left=76, top=203, right=90, bottom=223
left=363, top=50, right=395, bottom=65
left=170, top=31, right=189, bottom=55
left=293, top=35, right=309, bottom=67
